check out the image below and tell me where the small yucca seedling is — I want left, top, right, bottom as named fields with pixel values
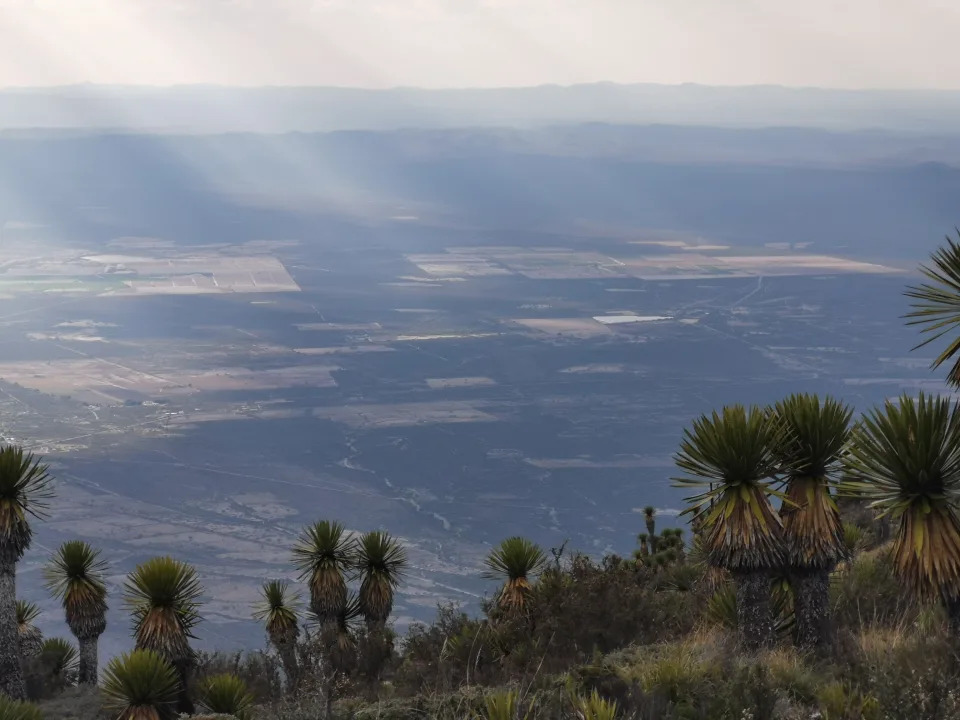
left=480, top=690, right=536, bottom=720
left=0, top=695, right=43, bottom=720
left=842, top=522, right=864, bottom=556
left=100, top=649, right=180, bottom=720
left=575, top=690, right=619, bottom=720
left=39, top=637, right=80, bottom=685
left=15, top=600, right=43, bottom=659
left=196, top=674, right=255, bottom=720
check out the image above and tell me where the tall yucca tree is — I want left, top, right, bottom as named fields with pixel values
left=643, top=506, right=657, bottom=551
left=123, top=557, right=203, bottom=714
left=354, top=531, right=408, bottom=627
left=842, top=393, right=960, bottom=629
left=483, top=537, right=547, bottom=613
left=905, top=232, right=960, bottom=387
left=292, top=520, right=352, bottom=627
left=311, top=592, right=363, bottom=671
left=770, top=393, right=853, bottom=649
left=0, top=446, right=52, bottom=700
left=311, top=593, right=363, bottom=720
left=252, top=580, right=301, bottom=690
left=43, top=540, right=108, bottom=684
left=15, top=600, right=43, bottom=660
left=101, top=649, right=181, bottom=720
left=674, top=404, right=785, bottom=649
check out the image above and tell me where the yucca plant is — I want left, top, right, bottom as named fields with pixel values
left=770, top=393, right=853, bottom=649
left=308, top=592, right=363, bottom=720
left=575, top=690, right=619, bottom=720
left=674, top=404, right=785, bottom=648
left=481, top=689, right=536, bottom=720
left=0, top=446, right=52, bottom=700
left=292, top=521, right=352, bottom=627
left=842, top=392, right=960, bottom=628
left=101, top=649, right=180, bottom=720
left=0, top=695, right=43, bottom=720
left=37, top=637, right=79, bottom=686
left=196, top=674, right=254, bottom=720
left=123, top=557, right=203, bottom=713
left=354, top=530, right=407, bottom=626
left=252, top=580, right=300, bottom=689
left=43, top=540, right=108, bottom=684
left=905, top=232, right=960, bottom=387
left=15, top=600, right=43, bottom=659
left=484, top=537, right=547, bottom=613
left=643, top=506, right=657, bottom=551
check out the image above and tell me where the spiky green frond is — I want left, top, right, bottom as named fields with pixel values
left=484, top=537, right=546, bottom=582
left=0, top=695, right=43, bottom=720
left=196, top=674, right=254, bottom=720
left=770, top=393, right=853, bottom=569
left=842, top=392, right=960, bottom=598
left=771, top=394, right=853, bottom=477
left=39, top=637, right=79, bottom=683
left=292, top=520, right=352, bottom=623
left=0, top=446, right=53, bottom=561
left=101, top=649, right=180, bottom=720
left=252, top=580, right=300, bottom=647
left=482, top=690, right=536, bottom=720
left=484, top=537, right=546, bottom=612
left=44, top=540, right=108, bottom=639
left=355, top=530, right=407, bottom=624
left=16, top=600, right=43, bottom=659
left=905, top=232, right=960, bottom=387
left=574, top=690, right=619, bottom=720
left=673, top=405, right=785, bottom=571
left=16, top=599, right=39, bottom=627
left=123, top=557, right=203, bottom=663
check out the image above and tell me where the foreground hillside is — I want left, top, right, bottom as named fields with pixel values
left=27, top=509, right=960, bottom=719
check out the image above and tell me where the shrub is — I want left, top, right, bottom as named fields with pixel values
left=194, top=652, right=284, bottom=704
left=36, top=687, right=110, bottom=720
left=831, top=546, right=917, bottom=631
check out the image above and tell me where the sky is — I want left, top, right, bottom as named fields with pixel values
left=1, top=0, right=959, bottom=89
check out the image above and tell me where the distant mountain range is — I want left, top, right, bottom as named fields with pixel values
left=3, top=83, right=960, bottom=133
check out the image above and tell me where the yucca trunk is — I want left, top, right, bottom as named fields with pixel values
left=781, top=477, right=843, bottom=650
left=77, top=634, right=99, bottom=685
left=791, top=570, right=831, bottom=650
left=269, top=632, right=299, bottom=692
left=279, top=645, right=299, bottom=693
left=0, top=558, right=26, bottom=699
left=946, top=596, right=960, bottom=634
left=734, top=570, right=775, bottom=650
left=173, top=659, right=195, bottom=715
left=0, top=559, right=27, bottom=700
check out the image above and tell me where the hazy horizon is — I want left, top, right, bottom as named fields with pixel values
left=2, top=0, right=960, bottom=90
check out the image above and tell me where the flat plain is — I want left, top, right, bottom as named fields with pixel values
left=0, top=230, right=927, bottom=657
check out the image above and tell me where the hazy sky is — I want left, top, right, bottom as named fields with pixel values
left=1, top=0, right=958, bottom=89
